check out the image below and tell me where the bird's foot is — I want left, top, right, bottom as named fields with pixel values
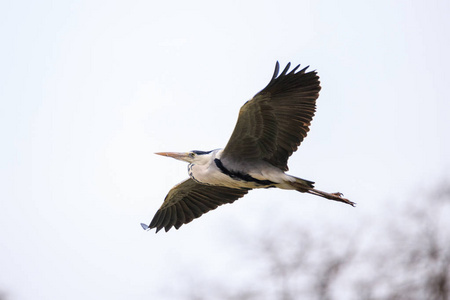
left=331, top=192, right=355, bottom=207
left=307, top=188, right=356, bottom=207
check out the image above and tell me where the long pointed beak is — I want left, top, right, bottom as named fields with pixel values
left=155, top=152, right=190, bottom=162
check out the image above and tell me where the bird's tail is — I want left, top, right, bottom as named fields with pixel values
left=288, top=176, right=315, bottom=192
left=289, top=176, right=355, bottom=206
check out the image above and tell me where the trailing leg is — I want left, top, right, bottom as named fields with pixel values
left=306, top=188, right=355, bottom=206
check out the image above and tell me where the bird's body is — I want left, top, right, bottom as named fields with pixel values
left=188, top=149, right=266, bottom=190
left=186, top=149, right=312, bottom=191
left=141, top=61, right=354, bottom=233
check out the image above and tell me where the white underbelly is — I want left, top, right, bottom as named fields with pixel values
left=190, top=165, right=251, bottom=188
left=188, top=162, right=288, bottom=189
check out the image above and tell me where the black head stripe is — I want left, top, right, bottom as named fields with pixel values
left=191, top=150, right=213, bottom=155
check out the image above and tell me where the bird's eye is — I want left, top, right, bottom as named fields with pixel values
left=189, top=152, right=195, bottom=158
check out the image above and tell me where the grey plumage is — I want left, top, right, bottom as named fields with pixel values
left=146, top=179, right=249, bottom=233
left=222, top=62, right=318, bottom=171
left=141, top=61, right=354, bottom=233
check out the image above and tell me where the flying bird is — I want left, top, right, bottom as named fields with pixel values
left=141, top=61, right=354, bottom=233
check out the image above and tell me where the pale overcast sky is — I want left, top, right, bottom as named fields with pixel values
left=1, top=1, right=450, bottom=299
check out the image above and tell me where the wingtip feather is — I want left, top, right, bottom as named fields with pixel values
left=271, top=61, right=280, bottom=81
left=279, top=62, right=291, bottom=77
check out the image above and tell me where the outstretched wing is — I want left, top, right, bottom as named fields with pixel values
left=142, top=179, right=250, bottom=233
left=221, top=62, right=320, bottom=171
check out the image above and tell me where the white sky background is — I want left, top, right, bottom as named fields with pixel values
left=1, top=0, right=450, bottom=299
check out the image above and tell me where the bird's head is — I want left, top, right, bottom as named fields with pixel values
left=155, top=150, right=214, bottom=164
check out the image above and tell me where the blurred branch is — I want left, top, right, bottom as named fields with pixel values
left=175, top=182, right=450, bottom=300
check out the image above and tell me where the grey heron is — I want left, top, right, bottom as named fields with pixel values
left=141, top=61, right=354, bottom=233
